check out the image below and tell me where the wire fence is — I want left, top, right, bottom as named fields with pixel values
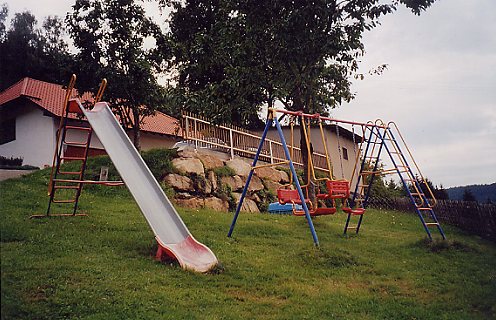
left=368, top=197, right=496, bottom=241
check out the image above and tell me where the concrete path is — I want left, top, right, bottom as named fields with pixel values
left=0, top=169, right=37, bottom=182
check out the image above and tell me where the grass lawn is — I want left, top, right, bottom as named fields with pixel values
left=1, top=169, right=495, bottom=319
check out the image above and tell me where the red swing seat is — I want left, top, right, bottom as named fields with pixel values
left=326, top=180, right=350, bottom=199
left=277, top=189, right=336, bottom=216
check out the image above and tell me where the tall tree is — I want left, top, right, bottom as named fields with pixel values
left=164, top=0, right=436, bottom=203
left=462, top=188, right=476, bottom=202
left=0, top=9, right=72, bottom=90
left=68, top=0, right=168, bottom=150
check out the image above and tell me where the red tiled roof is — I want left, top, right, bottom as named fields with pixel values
left=0, top=77, right=181, bottom=137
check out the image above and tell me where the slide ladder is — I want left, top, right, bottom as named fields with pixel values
left=43, top=77, right=123, bottom=217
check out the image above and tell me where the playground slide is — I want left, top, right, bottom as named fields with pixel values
left=82, top=102, right=218, bottom=273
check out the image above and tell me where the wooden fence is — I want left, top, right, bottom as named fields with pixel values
left=181, top=112, right=329, bottom=172
left=368, top=197, right=496, bottom=241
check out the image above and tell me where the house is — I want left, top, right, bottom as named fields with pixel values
left=0, top=77, right=181, bottom=167
left=253, top=123, right=362, bottom=184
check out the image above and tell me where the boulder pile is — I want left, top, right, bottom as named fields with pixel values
left=162, top=148, right=289, bottom=213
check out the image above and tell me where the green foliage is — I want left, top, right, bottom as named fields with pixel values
left=213, top=183, right=235, bottom=210
left=255, top=188, right=276, bottom=212
left=0, top=8, right=72, bottom=90
left=1, top=169, right=496, bottom=319
left=164, top=0, right=437, bottom=126
left=68, top=0, right=169, bottom=149
left=0, top=155, right=23, bottom=166
left=140, top=148, right=178, bottom=180
left=212, top=165, right=236, bottom=178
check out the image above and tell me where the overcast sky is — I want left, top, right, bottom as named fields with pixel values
left=4, top=0, right=495, bottom=188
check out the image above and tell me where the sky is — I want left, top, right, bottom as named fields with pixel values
left=4, top=0, right=496, bottom=188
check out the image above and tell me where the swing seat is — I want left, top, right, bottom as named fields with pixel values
left=326, top=180, right=350, bottom=199
left=342, top=207, right=366, bottom=215
left=294, top=207, right=337, bottom=217
left=277, top=189, right=310, bottom=205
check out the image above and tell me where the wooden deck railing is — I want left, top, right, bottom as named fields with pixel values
left=181, top=112, right=329, bottom=172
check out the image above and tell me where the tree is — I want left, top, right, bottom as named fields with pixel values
left=0, top=8, right=72, bottom=90
left=462, top=188, right=476, bottom=202
left=68, top=0, right=168, bottom=150
left=164, top=0, right=436, bottom=204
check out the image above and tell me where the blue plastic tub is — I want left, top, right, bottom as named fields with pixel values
left=268, top=202, right=301, bottom=214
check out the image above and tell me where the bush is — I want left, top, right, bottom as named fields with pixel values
left=212, top=166, right=236, bottom=178
left=0, top=156, right=23, bottom=166
left=140, top=148, right=178, bottom=180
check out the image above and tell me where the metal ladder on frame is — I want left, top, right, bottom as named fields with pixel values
left=42, top=76, right=121, bottom=217
left=345, top=120, right=446, bottom=240
left=344, top=121, right=384, bottom=234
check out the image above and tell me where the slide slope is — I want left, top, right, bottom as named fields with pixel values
left=82, top=102, right=218, bottom=273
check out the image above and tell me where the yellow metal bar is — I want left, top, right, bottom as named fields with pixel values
left=252, top=161, right=289, bottom=170
left=388, top=121, right=437, bottom=207
left=95, top=78, right=107, bottom=103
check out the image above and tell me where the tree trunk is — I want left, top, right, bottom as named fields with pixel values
left=132, top=109, right=141, bottom=151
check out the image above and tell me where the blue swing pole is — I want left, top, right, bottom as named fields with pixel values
left=228, top=115, right=273, bottom=238
left=273, top=115, right=319, bottom=246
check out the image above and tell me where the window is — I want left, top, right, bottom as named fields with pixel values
left=0, top=118, right=15, bottom=145
left=342, top=147, right=349, bottom=160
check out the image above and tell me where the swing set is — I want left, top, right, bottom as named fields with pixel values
left=228, top=108, right=446, bottom=246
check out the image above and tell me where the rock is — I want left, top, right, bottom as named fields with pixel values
left=207, top=170, right=218, bottom=191
left=203, top=197, right=229, bottom=212
left=174, top=197, right=204, bottom=210
left=264, top=180, right=283, bottom=195
left=177, top=149, right=197, bottom=158
left=250, top=193, right=261, bottom=203
left=221, top=175, right=244, bottom=192
left=175, top=192, right=193, bottom=199
left=163, top=174, right=194, bottom=192
left=172, top=157, right=205, bottom=176
left=242, top=175, right=264, bottom=192
left=254, top=166, right=281, bottom=182
left=233, top=193, right=260, bottom=213
left=199, top=154, right=224, bottom=170
left=225, top=158, right=251, bottom=177
left=278, top=170, right=290, bottom=183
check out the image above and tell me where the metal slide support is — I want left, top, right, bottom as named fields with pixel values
left=228, top=117, right=273, bottom=238
left=227, top=112, right=320, bottom=246
left=274, top=117, right=319, bottom=246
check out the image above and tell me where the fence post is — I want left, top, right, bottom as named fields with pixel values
left=229, top=128, right=234, bottom=159
left=184, top=115, right=189, bottom=140
left=269, top=141, right=274, bottom=164
left=193, top=118, right=198, bottom=149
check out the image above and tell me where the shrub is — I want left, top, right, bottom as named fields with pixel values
left=141, top=148, right=178, bottom=180
left=212, top=166, right=236, bottom=178
left=0, top=156, right=23, bottom=166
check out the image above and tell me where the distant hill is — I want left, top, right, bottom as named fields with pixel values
left=446, top=183, right=496, bottom=203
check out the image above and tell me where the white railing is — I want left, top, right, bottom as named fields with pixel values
left=181, top=112, right=329, bottom=172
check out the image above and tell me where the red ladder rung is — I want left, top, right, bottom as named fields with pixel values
left=61, top=156, right=86, bottom=161
left=65, top=126, right=92, bottom=131
left=52, top=199, right=77, bottom=203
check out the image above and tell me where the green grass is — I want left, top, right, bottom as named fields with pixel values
left=1, top=169, right=495, bottom=319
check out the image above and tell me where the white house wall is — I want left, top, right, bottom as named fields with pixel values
left=262, top=127, right=361, bottom=186
left=0, top=105, right=56, bottom=168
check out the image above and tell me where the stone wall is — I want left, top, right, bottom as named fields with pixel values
left=162, top=148, right=289, bottom=213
